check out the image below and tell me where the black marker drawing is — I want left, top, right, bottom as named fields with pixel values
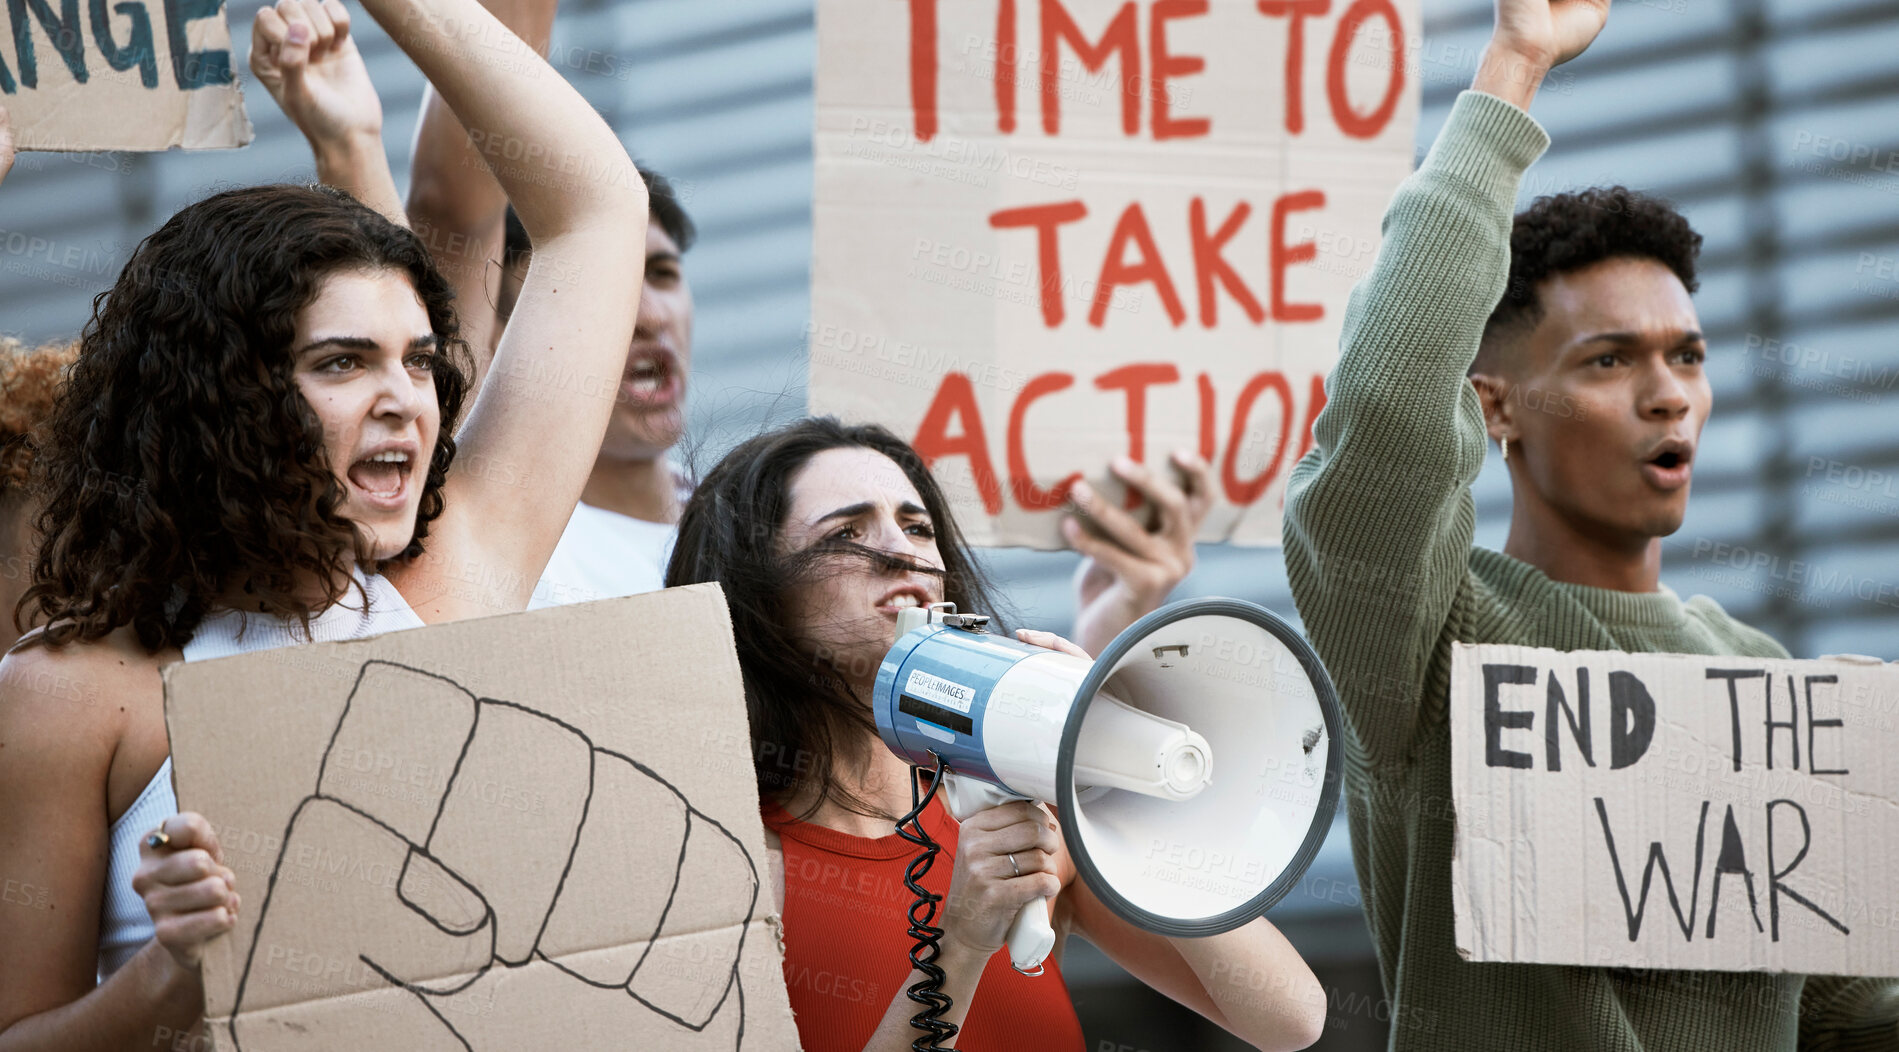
left=230, top=661, right=757, bottom=1050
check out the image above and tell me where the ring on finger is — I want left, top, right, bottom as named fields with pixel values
left=144, top=827, right=171, bottom=850
left=1007, top=852, right=1021, bottom=877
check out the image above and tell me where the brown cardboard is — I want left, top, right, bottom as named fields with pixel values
left=809, top=0, right=1418, bottom=548
left=1450, top=643, right=1899, bottom=976
left=1, top=0, right=251, bottom=151
left=164, top=583, right=801, bottom=1050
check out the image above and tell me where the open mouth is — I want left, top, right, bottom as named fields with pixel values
left=346, top=450, right=413, bottom=509
left=876, top=588, right=934, bottom=615
left=1641, top=443, right=1694, bottom=491
left=620, top=350, right=679, bottom=410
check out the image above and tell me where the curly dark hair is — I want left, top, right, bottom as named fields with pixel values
left=21, top=184, right=472, bottom=652
left=1479, top=186, right=1703, bottom=366
left=666, top=417, right=1005, bottom=820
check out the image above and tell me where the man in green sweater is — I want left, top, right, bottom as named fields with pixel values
left=1282, top=1, right=1899, bottom=1048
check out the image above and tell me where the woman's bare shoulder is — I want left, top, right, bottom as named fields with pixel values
left=0, top=627, right=167, bottom=749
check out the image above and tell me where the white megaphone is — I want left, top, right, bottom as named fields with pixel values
left=874, top=597, right=1341, bottom=975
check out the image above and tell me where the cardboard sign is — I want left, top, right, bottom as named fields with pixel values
left=0, top=0, right=251, bottom=151
left=164, top=584, right=799, bottom=1050
left=811, top=0, right=1418, bottom=547
left=1450, top=644, right=1899, bottom=977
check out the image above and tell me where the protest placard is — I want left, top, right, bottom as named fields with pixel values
left=811, top=0, right=1419, bottom=547
left=164, top=584, right=799, bottom=1050
left=1450, top=643, right=1899, bottom=976
left=0, top=0, right=251, bottom=151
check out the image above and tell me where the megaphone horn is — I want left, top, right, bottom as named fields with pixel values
left=874, top=597, right=1342, bottom=975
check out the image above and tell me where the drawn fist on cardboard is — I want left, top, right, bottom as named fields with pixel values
left=231, top=662, right=756, bottom=1050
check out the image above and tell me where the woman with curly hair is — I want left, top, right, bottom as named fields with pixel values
left=666, top=418, right=1326, bottom=1052
left=0, top=0, right=647, bottom=1044
left=0, top=338, right=76, bottom=653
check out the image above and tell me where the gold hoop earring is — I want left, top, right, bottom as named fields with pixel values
left=1501, top=436, right=1509, bottom=462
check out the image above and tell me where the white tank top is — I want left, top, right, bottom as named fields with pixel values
left=95, top=570, right=424, bottom=979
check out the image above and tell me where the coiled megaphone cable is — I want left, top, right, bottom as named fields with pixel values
left=895, top=751, right=959, bottom=1051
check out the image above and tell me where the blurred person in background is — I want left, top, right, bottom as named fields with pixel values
left=0, top=102, right=71, bottom=656
left=667, top=417, right=1324, bottom=1052
left=0, top=337, right=77, bottom=653
left=1281, top=0, right=1898, bottom=1047
left=405, top=0, right=696, bottom=607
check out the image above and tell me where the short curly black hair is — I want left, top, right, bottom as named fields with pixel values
left=1478, top=186, right=1703, bottom=368
left=498, top=165, right=692, bottom=315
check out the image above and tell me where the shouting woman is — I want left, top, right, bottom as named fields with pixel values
left=0, top=0, right=647, bottom=1044
left=668, top=418, right=1326, bottom=1052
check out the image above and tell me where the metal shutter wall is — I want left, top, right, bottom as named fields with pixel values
left=14, top=0, right=1893, bottom=658
left=1, top=6, right=1894, bottom=1036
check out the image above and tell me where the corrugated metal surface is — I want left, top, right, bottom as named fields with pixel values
left=4, top=1, right=1895, bottom=1046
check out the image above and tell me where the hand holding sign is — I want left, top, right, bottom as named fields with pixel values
left=1067, top=450, right=1212, bottom=658
left=131, top=811, right=241, bottom=972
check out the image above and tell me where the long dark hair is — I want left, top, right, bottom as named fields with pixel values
left=667, top=417, right=1005, bottom=819
left=22, top=184, right=471, bottom=651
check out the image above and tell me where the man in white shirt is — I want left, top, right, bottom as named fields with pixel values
left=518, top=191, right=696, bottom=610
left=400, top=0, right=696, bottom=610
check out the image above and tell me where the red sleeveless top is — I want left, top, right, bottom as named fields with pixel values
left=763, top=798, right=1086, bottom=1052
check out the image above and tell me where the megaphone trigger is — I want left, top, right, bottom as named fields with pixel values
left=935, top=773, right=1060, bottom=976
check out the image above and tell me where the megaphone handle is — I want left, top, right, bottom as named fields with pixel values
left=937, top=774, right=1058, bottom=977
left=1003, top=898, right=1057, bottom=977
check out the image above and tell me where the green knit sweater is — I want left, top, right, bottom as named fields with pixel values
left=1282, top=92, right=1898, bottom=1052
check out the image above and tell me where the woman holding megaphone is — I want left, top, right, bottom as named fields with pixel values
left=667, top=417, right=1326, bottom=1052
left=0, top=0, right=646, bottom=1045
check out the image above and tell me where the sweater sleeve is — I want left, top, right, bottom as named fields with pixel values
left=1798, top=975, right=1899, bottom=1051
left=1281, top=92, right=1549, bottom=763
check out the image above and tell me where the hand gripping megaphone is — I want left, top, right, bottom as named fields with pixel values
left=874, top=598, right=1341, bottom=975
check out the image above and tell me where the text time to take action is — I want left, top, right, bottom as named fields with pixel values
left=811, top=0, right=1420, bottom=548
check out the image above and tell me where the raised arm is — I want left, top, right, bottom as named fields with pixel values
left=1281, top=2, right=1603, bottom=762
left=362, top=0, right=646, bottom=620
left=250, top=0, right=406, bottom=224
left=404, top=0, right=559, bottom=384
